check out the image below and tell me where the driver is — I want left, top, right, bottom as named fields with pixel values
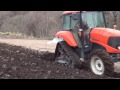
left=75, top=20, right=89, bottom=43
left=75, top=20, right=89, bottom=31
left=82, top=21, right=89, bottom=30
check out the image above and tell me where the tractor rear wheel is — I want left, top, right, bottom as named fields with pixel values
left=89, top=49, right=114, bottom=76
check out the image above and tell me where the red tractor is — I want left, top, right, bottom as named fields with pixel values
left=48, top=11, right=120, bottom=76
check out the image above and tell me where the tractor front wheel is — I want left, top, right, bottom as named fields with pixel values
left=89, top=49, right=114, bottom=76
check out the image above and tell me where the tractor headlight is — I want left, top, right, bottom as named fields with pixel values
left=118, top=46, right=120, bottom=50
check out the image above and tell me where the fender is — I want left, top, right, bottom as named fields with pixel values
left=55, top=31, right=78, bottom=47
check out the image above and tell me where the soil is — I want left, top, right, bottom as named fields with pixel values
left=0, top=42, right=118, bottom=79
left=0, top=38, right=120, bottom=79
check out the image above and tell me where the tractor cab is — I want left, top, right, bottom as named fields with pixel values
left=62, top=11, right=106, bottom=50
left=61, top=11, right=107, bottom=60
left=62, top=11, right=106, bottom=31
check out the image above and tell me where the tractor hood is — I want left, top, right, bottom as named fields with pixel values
left=91, top=28, right=120, bottom=37
left=90, top=28, right=120, bottom=44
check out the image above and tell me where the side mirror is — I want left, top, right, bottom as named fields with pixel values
left=72, top=13, right=79, bottom=20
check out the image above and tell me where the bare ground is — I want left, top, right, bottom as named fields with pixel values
left=0, top=38, right=120, bottom=79
left=0, top=39, right=56, bottom=52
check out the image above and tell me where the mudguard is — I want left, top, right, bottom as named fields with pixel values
left=48, top=31, right=78, bottom=47
left=55, top=31, right=78, bottom=47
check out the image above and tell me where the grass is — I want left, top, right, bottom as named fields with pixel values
left=0, top=32, right=54, bottom=40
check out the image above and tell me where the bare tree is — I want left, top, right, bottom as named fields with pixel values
left=1, top=11, right=120, bottom=38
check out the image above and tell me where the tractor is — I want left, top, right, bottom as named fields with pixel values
left=48, top=11, right=120, bottom=76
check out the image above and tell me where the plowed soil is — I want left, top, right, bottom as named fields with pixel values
left=0, top=39, right=120, bottom=79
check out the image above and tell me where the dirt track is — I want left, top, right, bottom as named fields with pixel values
left=0, top=39, right=120, bottom=79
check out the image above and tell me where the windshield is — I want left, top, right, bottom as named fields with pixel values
left=82, top=12, right=105, bottom=29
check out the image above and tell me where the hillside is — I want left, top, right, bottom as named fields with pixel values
left=0, top=11, right=119, bottom=38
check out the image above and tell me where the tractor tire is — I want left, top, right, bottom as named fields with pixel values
left=89, top=49, right=114, bottom=76
left=54, top=41, right=82, bottom=68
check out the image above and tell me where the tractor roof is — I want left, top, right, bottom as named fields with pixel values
left=63, top=11, right=80, bottom=15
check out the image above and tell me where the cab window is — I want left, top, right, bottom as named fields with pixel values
left=63, top=14, right=78, bottom=30
left=63, top=15, right=71, bottom=30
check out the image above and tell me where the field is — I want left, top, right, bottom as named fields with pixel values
left=0, top=38, right=120, bottom=79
